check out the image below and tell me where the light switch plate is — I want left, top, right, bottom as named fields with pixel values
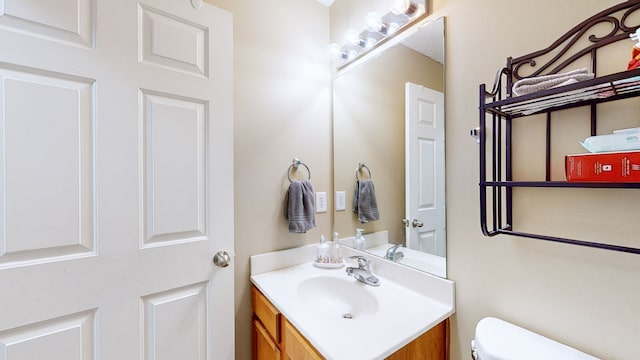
left=335, top=191, right=346, bottom=211
left=316, top=192, right=327, bottom=213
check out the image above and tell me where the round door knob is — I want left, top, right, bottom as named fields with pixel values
left=402, top=219, right=410, bottom=227
left=412, top=219, right=424, bottom=228
left=213, top=251, right=231, bottom=267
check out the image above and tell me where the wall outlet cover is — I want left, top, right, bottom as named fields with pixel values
left=316, top=192, right=327, bottom=212
left=335, top=191, right=346, bottom=211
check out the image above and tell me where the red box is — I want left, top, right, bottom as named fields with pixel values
left=565, top=151, right=640, bottom=182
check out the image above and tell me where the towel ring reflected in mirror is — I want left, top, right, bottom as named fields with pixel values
left=355, top=163, right=372, bottom=180
left=287, top=158, right=311, bottom=182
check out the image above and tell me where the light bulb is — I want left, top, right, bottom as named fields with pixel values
left=391, top=0, right=407, bottom=14
left=365, top=12, right=382, bottom=32
left=345, top=29, right=362, bottom=46
left=365, top=37, right=377, bottom=48
left=391, top=0, right=418, bottom=16
left=327, top=43, right=345, bottom=59
left=387, top=22, right=400, bottom=35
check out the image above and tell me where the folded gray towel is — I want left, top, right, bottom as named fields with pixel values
left=512, top=67, right=594, bottom=96
left=285, top=180, right=316, bottom=233
left=352, top=179, right=380, bottom=223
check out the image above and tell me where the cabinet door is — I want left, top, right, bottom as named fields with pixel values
left=282, top=318, right=324, bottom=360
left=254, top=319, right=281, bottom=360
left=386, top=320, right=448, bottom=360
left=253, top=286, right=281, bottom=342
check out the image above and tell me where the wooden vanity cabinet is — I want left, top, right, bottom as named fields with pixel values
left=252, top=286, right=323, bottom=360
left=254, top=318, right=281, bottom=360
left=386, top=320, right=448, bottom=360
left=252, top=286, right=449, bottom=360
left=281, top=317, right=324, bottom=360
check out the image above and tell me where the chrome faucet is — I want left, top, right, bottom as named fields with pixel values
left=346, top=256, right=380, bottom=286
left=385, top=244, right=404, bottom=262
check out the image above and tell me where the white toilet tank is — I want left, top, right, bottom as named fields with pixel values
left=472, top=317, right=601, bottom=360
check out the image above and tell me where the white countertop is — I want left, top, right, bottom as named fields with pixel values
left=250, top=245, right=455, bottom=360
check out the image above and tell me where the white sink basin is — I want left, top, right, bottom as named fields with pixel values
left=297, top=276, right=379, bottom=318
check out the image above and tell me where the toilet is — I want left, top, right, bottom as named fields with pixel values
left=471, top=317, right=601, bottom=360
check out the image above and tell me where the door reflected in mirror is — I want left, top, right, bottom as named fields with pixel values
left=333, top=17, right=446, bottom=277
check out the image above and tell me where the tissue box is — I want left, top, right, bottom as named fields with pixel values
left=565, top=151, right=640, bottom=182
left=580, top=132, right=640, bottom=153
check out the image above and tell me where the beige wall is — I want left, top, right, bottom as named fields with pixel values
left=208, top=0, right=639, bottom=359
left=432, top=1, right=640, bottom=359
left=204, top=1, right=331, bottom=359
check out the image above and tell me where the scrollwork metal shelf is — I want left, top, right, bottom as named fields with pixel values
left=479, top=1, right=640, bottom=255
left=485, top=68, right=640, bottom=117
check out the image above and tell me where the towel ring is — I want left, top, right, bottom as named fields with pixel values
left=355, top=163, right=372, bottom=180
left=288, top=158, right=311, bottom=182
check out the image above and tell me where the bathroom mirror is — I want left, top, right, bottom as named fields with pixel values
left=333, top=17, right=446, bottom=277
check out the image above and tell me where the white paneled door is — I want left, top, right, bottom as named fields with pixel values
left=0, top=0, right=234, bottom=359
left=405, top=83, right=445, bottom=257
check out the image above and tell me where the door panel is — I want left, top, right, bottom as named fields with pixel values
left=0, top=0, right=234, bottom=359
left=0, top=0, right=94, bottom=47
left=1, top=65, right=95, bottom=266
left=138, top=4, right=208, bottom=77
left=141, top=90, right=208, bottom=246
left=0, top=309, right=97, bottom=360
left=142, top=282, right=208, bottom=360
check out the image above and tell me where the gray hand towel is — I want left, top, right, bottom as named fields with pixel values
left=285, top=180, right=316, bottom=233
left=512, top=67, right=594, bottom=96
left=352, top=179, right=380, bottom=223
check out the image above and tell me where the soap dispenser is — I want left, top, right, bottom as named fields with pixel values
left=355, top=228, right=365, bottom=250
left=316, top=235, right=330, bottom=264
left=330, top=232, right=343, bottom=264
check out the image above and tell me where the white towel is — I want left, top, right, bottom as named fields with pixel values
left=512, top=68, right=594, bottom=96
left=352, top=179, right=380, bottom=223
left=285, top=180, right=316, bottom=233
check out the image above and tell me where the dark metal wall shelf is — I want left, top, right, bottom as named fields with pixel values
left=483, top=181, right=640, bottom=189
left=479, top=1, right=640, bottom=255
left=486, top=69, right=640, bottom=117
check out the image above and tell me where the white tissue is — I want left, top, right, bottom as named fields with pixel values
left=580, top=132, right=640, bottom=153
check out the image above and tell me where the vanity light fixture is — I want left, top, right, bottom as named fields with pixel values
left=365, top=12, right=383, bottom=32
left=345, top=28, right=369, bottom=48
left=328, top=44, right=359, bottom=60
left=391, top=0, right=419, bottom=17
left=327, top=43, right=346, bottom=59
left=364, top=11, right=401, bottom=36
left=328, top=1, right=426, bottom=68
